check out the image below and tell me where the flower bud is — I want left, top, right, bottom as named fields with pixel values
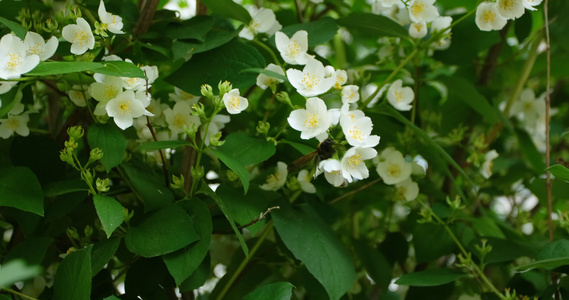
left=276, top=91, right=293, bottom=108
left=191, top=103, right=206, bottom=119
left=183, top=123, right=199, bottom=140
left=170, top=174, right=185, bottom=190
left=67, top=125, right=84, bottom=140
left=210, top=132, right=224, bottom=147
left=59, top=148, right=77, bottom=168
left=90, top=147, right=104, bottom=162
left=218, top=80, right=232, bottom=96
left=84, top=225, right=94, bottom=238
left=96, top=177, right=110, bottom=193
left=200, top=84, right=214, bottom=99
left=66, top=227, right=80, bottom=241
left=256, top=121, right=270, bottom=136
left=191, top=165, right=204, bottom=182
left=65, top=137, right=78, bottom=150
left=226, top=170, right=238, bottom=182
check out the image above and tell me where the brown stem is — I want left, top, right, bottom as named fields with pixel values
left=145, top=116, right=170, bottom=187
left=133, top=0, right=160, bottom=36
left=544, top=0, right=553, bottom=243
left=477, top=23, right=511, bottom=86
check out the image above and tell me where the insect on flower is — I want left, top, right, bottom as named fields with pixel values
left=289, top=138, right=336, bottom=171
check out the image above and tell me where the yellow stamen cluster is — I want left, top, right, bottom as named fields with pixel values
left=304, top=112, right=320, bottom=128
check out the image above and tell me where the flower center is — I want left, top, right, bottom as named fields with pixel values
left=302, top=73, right=320, bottom=89
left=287, top=40, right=301, bottom=57
left=173, top=114, right=186, bottom=128
left=394, top=91, right=403, bottom=102
left=482, top=9, right=496, bottom=23
left=266, top=172, right=281, bottom=185
left=7, top=118, right=20, bottom=130
left=228, top=96, right=241, bottom=110
left=413, top=23, right=424, bottom=32
left=348, top=153, right=363, bottom=168
left=387, top=163, right=401, bottom=178
left=304, top=112, right=320, bottom=128
left=124, top=77, right=141, bottom=89
left=118, top=101, right=131, bottom=114
left=7, top=53, right=22, bottom=71
left=104, top=85, right=119, bottom=100
left=500, top=0, right=514, bottom=11
left=349, top=126, right=365, bottom=141
left=411, top=3, right=425, bottom=17
left=26, top=43, right=43, bottom=57
left=74, top=30, right=88, bottom=46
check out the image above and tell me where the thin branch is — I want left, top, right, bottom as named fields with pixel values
left=330, top=178, right=382, bottom=205
left=213, top=206, right=280, bottom=234
left=145, top=116, right=170, bottom=187
left=544, top=0, right=554, bottom=243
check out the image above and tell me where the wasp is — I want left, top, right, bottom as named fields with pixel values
left=289, top=138, right=336, bottom=171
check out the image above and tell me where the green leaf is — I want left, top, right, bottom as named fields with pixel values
left=243, top=282, right=295, bottom=300
left=548, top=164, right=569, bottom=181
left=171, top=27, right=240, bottom=60
left=121, top=164, right=174, bottom=212
left=212, top=132, right=276, bottom=193
left=438, top=76, right=500, bottom=124
left=93, top=195, right=124, bottom=238
left=179, top=254, right=210, bottom=292
left=166, top=39, right=265, bottom=96
left=200, top=0, right=251, bottom=24
left=537, top=239, right=569, bottom=260
left=337, top=12, right=409, bottom=40
left=27, top=61, right=146, bottom=78
left=413, top=223, right=455, bottom=263
left=0, top=84, right=23, bottom=119
left=54, top=245, right=92, bottom=300
left=87, top=123, right=127, bottom=172
left=198, top=181, right=249, bottom=256
left=43, top=179, right=89, bottom=197
left=166, top=15, right=213, bottom=41
left=0, top=167, right=44, bottom=216
left=125, top=203, right=200, bottom=258
left=136, top=140, right=192, bottom=152
left=5, top=237, right=52, bottom=265
left=273, top=201, right=355, bottom=300
left=396, top=269, right=465, bottom=286
left=353, top=239, right=391, bottom=291
left=163, top=199, right=212, bottom=285
left=240, top=68, right=288, bottom=82
left=280, top=17, right=338, bottom=46
left=91, top=238, right=121, bottom=276
left=0, top=16, right=27, bottom=39
left=0, top=259, right=42, bottom=288
left=514, top=258, right=569, bottom=272
left=515, top=128, right=545, bottom=172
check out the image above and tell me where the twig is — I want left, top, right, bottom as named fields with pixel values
left=145, top=116, right=170, bottom=187
left=213, top=206, right=280, bottom=234
left=544, top=0, right=553, bottom=243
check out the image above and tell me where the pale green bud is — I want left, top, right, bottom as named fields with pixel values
left=90, top=147, right=104, bottom=161
left=226, top=170, right=238, bottom=182
left=96, top=178, right=110, bottom=193
left=67, top=125, right=84, bottom=140
left=191, top=103, right=206, bottom=119
left=66, top=227, right=80, bottom=241
left=218, top=80, right=232, bottom=96
left=183, top=123, right=199, bottom=141
left=191, top=165, right=204, bottom=182
left=257, top=121, right=270, bottom=136
left=84, top=225, right=94, bottom=238
left=65, top=137, right=78, bottom=150
left=276, top=91, right=293, bottom=108
left=210, top=132, right=224, bottom=147
left=170, top=174, right=185, bottom=190
left=200, top=84, right=214, bottom=99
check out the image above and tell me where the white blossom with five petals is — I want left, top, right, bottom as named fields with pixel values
left=387, top=79, right=414, bottom=111
left=98, top=0, right=125, bottom=34
left=0, top=34, right=40, bottom=79
left=222, top=89, right=248, bottom=114
left=287, top=58, right=335, bottom=97
left=288, top=97, right=332, bottom=140
left=275, top=30, right=310, bottom=65
left=341, top=147, right=377, bottom=183
left=62, top=18, right=95, bottom=55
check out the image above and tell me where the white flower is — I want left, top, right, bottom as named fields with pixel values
left=90, top=75, right=123, bottom=115
left=339, top=105, right=366, bottom=128
left=0, top=114, right=29, bottom=139
left=375, top=2, right=411, bottom=26
left=68, top=84, right=90, bottom=107
left=288, top=97, right=332, bottom=140
left=62, top=18, right=95, bottom=55
left=297, top=169, right=316, bottom=193
left=408, top=0, right=439, bottom=23
left=510, top=88, right=545, bottom=125
left=476, top=2, right=508, bottom=31
left=24, top=32, right=58, bottom=61
left=431, top=16, right=453, bottom=50
left=316, top=159, right=347, bottom=187
left=343, top=116, right=380, bottom=148
left=377, top=0, right=400, bottom=8
left=0, top=34, right=40, bottom=80
left=341, top=85, right=360, bottom=104
left=0, top=81, right=17, bottom=94
left=376, top=147, right=412, bottom=185
left=481, top=150, right=499, bottom=179
left=163, top=101, right=201, bottom=136
left=334, top=69, right=348, bottom=89
left=222, top=88, right=248, bottom=114
left=202, top=114, right=230, bottom=146
left=409, top=21, right=428, bottom=39
left=169, top=87, right=199, bottom=105
left=260, top=161, right=288, bottom=191
left=522, top=0, right=542, bottom=10
left=275, top=30, right=310, bottom=65
left=256, top=63, right=285, bottom=90
left=496, top=0, right=525, bottom=19
left=106, top=90, right=148, bottom=130
left=395, top=178, right=419, bottom=201
left=287, top=58, right=335, bottom=97
left=239, top=7, right=282, bottom=40
left=387, top=79, right=414, bottom=111
left=341, top=147, right=377, bottom=183
left=98, top=0, right=125, bottom=34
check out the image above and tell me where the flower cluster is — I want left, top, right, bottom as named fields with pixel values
left=475, top=0, right=542, bottom=31
left=376, top=147, right=422, bottom=201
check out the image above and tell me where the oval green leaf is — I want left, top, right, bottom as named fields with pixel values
left=199, top=0, right=251, bottom=24
left=125, top=204, right=200, bottom=258
left=93, top=195, right=124, bottom=238
left=27, top=61, right=146, bottom=78
left=395, top=269, right=465, bottom=286
left=0, top=167, right=44, bottom=216
left=54, top=245, right=92, bottom=300
left=280, top=17, right=338, bottom=46
left=87, top=123, right=127, bottom=172
left=337, top=12, right=408, bottom=40
left=273, top=201, right=355, bottom=300
left=548, top=164, right=569, bottom=181
left=121, top=164, right=174, bottom=212
left=0, top=259, right=42, bottom=288
left=243, top=282, right=295, bottom=300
